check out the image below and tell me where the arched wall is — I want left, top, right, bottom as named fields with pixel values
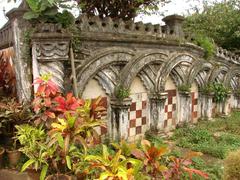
left=75, top=46, right=240, bottom=140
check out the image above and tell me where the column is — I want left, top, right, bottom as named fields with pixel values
left=110, top=98, right=132, bottom=141
left=149, top=92, right=167, bottom=132
left=200, top=93, right=214, bottom=120
left=178, top=91, right=191, bottom=123
left=236, top=95, right=240, bottom=109
left=7, top=5, right=32, bottom=102
left=31, top=24, right=71, bottom=92
left=223, top=93, right=232, bottom=116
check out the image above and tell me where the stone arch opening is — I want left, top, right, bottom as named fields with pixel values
left=156, top=53, right=197, bottom=92
left=128, top=77, right=148, bottom=141
left=76, top=48, right=135, bottom=96
left=164, top=75, right=177, bottom=129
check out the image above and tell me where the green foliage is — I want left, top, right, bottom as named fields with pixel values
left=15, top=124, right=51, bottom=180
left=184, top=0, right=240, bottom=50
left=131, top=140, right=168, bottom=178
left=14, top=74, right=107, bottom=178
left=212, top=83, right=230, bottom=103
left=191, top=157, right=223, bottom=180
left=144, top=130, right=165, bottom=147
left=173, top=112, right=240, bottom=159
left=224, top=149, right=240, bottom=180
left=200, top=83, right=214, bottom=95
left=12, top=75, right=209, bottom=179
left=164, top=151, right=209, bottom=179
left=177, top=84, right=191, bottom=92
left=0, top=98, right=34, bottom=136
left=78, top=0, right=169, bottom=20
left=115, top=85, right=130, bottom=100
left=193, top=35, right=216, bottom=59
left=23, top=0, right=74, bottom=27
left=85, top=144, right=142, bottom=180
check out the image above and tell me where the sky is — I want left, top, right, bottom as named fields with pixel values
left=0, top=0, right=218, bottom=28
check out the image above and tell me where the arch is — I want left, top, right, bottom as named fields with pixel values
left=156, top=53, right=198, bottom=91
left=224, top=67, right=240, bottom=87
left=82, top=79, right=107, bottom=99
left=95, top=67, right=118, bottom=95
left=129, top=77, right=148, bottom=94
left=208, top=65, right=229, bottom=83
left=188, top=61, right=213, bottom=88
left=170, top=68, right=185, bottom=87
left=119, top=51, right=168, bottom=90
left=76, top=48, right=135, bottom=96
left=138, top=68, right=155, bottom=92
left=230, top=77, right=239, bottom=91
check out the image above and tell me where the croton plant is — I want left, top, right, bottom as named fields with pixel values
left=14, top=74, right=209, bottom=180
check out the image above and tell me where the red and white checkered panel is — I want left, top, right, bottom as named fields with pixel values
left=93, top=97, right=108, bottom=136
left=164, top=90, right=177, bottom=128
left=129, top=93, right=148, bottom=139
left=191, top=92, right=198, bottom=122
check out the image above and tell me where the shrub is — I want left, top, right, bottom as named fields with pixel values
left=115, top=85, right=130, bottom=100
left=212, top=83, right=230, bottom=103
left=224, top=149, right=240, bottom=180
left=177, top=84, right=191, bottom=92
left=200, top=83, right=214, bottom=95
left=193, top=35, right=216, bottom=60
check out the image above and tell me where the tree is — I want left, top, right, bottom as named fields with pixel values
left=77, top=0, right=169, bottom=20
left=183, top=0, right=240, bottom=50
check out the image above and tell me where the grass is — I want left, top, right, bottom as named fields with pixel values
left=172, top=111, right=240, bottom=159
left=144, top=111, right=240, bottom=179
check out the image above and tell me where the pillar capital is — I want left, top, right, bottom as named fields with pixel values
left=110, top=97, right=132, bottom=109
left=149, top=92, right=168, bottom=101
left=200, top=92, right=214, bottom=98
left=178, top=91, right=191, bottom=97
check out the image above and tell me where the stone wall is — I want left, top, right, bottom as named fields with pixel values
left=1, top=6, right=240, bottom=141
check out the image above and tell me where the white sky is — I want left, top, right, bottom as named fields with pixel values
left=0, top=0, right=220, bottom=28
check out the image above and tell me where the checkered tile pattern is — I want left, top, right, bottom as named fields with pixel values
left=93, top=97, right=108, bottom=136
left=164, top=90, right=177, bottom=127
left=129, top=93, right=148, bottom=138
left=191, top=92, right=198, bottom=122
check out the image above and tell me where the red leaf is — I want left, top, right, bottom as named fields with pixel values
left=131, top=149, right=145, bottom=159
left=33, top=78, right=43, bottom=84
left=183, top=167, right=209, bottom=179
left=45, top=111, right=56, bottom=119
left=48, top=80, right=59, bottom=95
left=44, top=98, right=52, bottom=107
left=37, top=84, right=46, bottom=95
